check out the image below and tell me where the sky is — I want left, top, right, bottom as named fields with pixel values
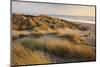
left=12, top=1, right=95, bottom=24
left=12, top=1, right=95, bottom=16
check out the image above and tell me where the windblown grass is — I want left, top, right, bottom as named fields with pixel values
left=12, top=43, right=52, bottom=66
left=12, top=37, right=96, bottom=65
left=12, top=14, right=96, bottom=66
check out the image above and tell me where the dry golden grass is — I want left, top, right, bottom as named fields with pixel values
left=12, top=37, right=96, bottom=65
left=12, top=14, right=96, bottom=66
left=12, top=14, right=86, bottom=31
left=53, top=31, right=84, bottom=44
left=26, top=38, right=95, bottom=59
left=12, top=43, right=52, bottom=66
left=64, top=33, right=84, bottom=44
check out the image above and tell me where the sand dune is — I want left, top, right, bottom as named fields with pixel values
left=12, top=14, right=96, bottom=66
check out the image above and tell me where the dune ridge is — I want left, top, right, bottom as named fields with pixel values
left=12, top=14, right=96, bottom=66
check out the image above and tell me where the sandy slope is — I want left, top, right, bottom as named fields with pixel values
left=12, top=14, right=96, bottom=66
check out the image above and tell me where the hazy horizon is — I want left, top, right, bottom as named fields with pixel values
left=12, top=1, right=96, bottom=24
